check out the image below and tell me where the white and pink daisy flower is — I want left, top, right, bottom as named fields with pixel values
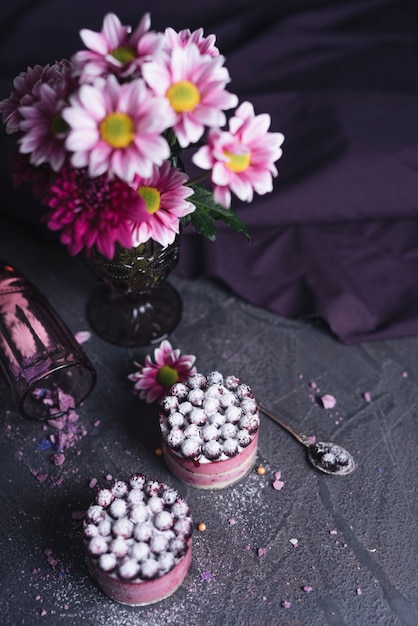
left=192, top=101, right=285, bottom=208
left=44, top=166, right=141, bottom=258
left=130, top=161, right=195, bottom=248
left=164, top=27, right=219, bottom=57
left=62, top=74, right=175, bottom=183
left=72, top=12, right=165, bottom=82
left=128, top=339, right=197, bottom=403
left=142, top=43, right=238, bottom=148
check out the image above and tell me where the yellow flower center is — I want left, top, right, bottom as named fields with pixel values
left=111, top=46, right=136, bottom=64
left=166, top=81, right=200, bottom=112
left=224, top=146, right=251, bottom=172
left=138, top=186, right=161, bottom=214
left=157, top=365, right=179, bottom=387
left=99, top=112, right=134, bottom=148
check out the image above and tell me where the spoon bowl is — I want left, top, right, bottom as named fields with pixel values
left=258, top=403, right=356, bottom=476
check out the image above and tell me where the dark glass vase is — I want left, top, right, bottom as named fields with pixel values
left=84, top=237, right=182, bottom=347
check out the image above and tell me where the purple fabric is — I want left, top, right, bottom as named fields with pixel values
left=2, top=1, right=418, bottom=343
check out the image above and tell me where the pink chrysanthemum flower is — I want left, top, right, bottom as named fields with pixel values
left=18, top=61, right=74, bottom=172
left=142, top=43, right=238, bottom=148
left=130, top=161, right=195, bottom=248
left=164, top=27, right=219, bottom=57
left=44, top=166, right=141, bottom=258
left=0, top=65, right=45, bottom=134
left=62, top=74, right=175, bottom=182
left=72, top=12, right=164, bottom=82
left=192, top=101, right=285, bottom=208
left=128, top=339, right=197, bottom=403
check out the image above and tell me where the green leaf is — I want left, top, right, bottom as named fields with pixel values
left=188, top=184, right=251, bottom=241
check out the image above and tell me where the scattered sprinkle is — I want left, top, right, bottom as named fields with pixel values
left=377, top=467, right=383, bottom=474
left=256, top=465, right=266, bottom=475
left=281, top=600, right=291, bottom=609
left=289, top=538, right=298, bottom=547
left=257, top=547, right=267, bottom=557
left=51, top=452, right=65, bottom=466
left=197, top=522, right=207, bottom=532
left=37, top=438, right=53, bottom=451
left=201, top=571, right=213, bottom=581
left=320, top=394, right=336, bottom=409
left=154, top=447, right=163, bottom=457
left=89, top=477, right=98, bottom=489
left=71, top=510, right=86, bottom=520
left=30, top=469, right=48, bottom=483
left=362, top=391, right=371, bottom=403
left=356, top=587, right=362, bottom=595
left=329, top=529, right=338, bottom=535
left=402, top=371, right=408, bottom=378
left=228, top=518, right=236, bottom=526
left=303, top=585, right=313, bottom=593
left=74, top=330, right=92, bottom=344
left=244, top=545, right=251, bottom=551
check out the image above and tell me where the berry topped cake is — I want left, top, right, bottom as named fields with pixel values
left=83, top=473, right=192, bottom=606
left=160, top=371, right=260, bottom=489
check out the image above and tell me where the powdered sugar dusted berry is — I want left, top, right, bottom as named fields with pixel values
left=96, top=488, right=114, bottom=508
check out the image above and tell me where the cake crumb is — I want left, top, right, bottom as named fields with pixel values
left=281, top=600, right=291, bottom=609
left=303, top=585, right=313, bottom=593
left=320, top=394, right=336, bottom=409
left=289, top=538, right=298, bottom=547
left=356, top=587, right=362, bottom=595
left=257, top=547, right=267, bottom=557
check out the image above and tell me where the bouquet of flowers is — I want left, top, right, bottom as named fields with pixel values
left=0, top=12, right=284, bottom=260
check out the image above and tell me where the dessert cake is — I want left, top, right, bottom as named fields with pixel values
left=83, top=473, right=192, bottom=605
left=160, top=371, right=260, bottom=489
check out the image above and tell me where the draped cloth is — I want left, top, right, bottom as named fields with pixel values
left=2, top=0, right=418, bottom=343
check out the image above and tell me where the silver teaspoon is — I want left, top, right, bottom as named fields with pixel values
left=258, top=403, right=356, bottom=476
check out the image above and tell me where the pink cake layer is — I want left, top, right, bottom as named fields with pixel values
left=87, top=539, right=192, bottom=606
left=163, top=432, right=258, bottom=489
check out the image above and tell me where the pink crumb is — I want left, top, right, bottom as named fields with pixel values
left=51, top=452, right=65, bottom=466
left=74, top=330, right=92, bottom=344
left=273, top=479, right=285, bottom=491
left=281, top=600, right=291, bottom=609
left=257, top=547, right=267, bottom=557
left=303, top=585, right=313, bottom=593
left=320, top=394, right=336, bottom=409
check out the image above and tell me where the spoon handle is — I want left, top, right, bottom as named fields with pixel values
left=258, top=403, right=312, bottom=447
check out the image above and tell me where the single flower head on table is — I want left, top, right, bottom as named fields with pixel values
left=128, top=339, right=197, bottom=403
left=1, top=12, right=284, bottom=259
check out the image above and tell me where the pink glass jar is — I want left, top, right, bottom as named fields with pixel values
left=0, top=261, right=96, bottom=420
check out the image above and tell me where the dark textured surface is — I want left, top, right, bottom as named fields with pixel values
left=0, top=215, right=417, bottom=626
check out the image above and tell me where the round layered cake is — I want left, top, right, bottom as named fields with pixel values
left=83, top=473, right=192, bottom=606
left=160, top=371, right=260, bottom=489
